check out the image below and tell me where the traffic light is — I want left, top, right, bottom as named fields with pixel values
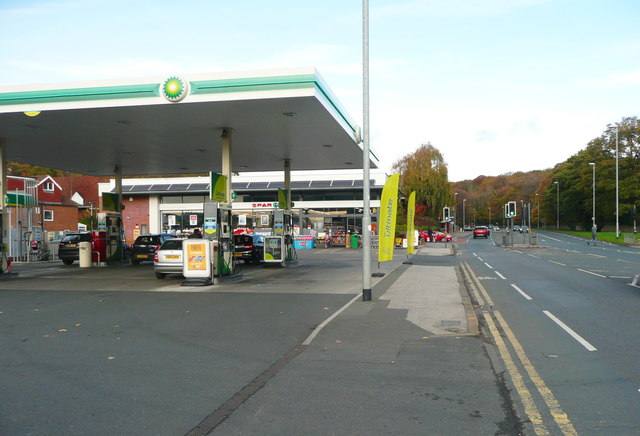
left=507, top=201, right=517, bottom=217
left=443, top=206, right=450, bottom=221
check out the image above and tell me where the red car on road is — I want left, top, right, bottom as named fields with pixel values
left=473, top=226, right=490, bottom=239
left=419, top=231, right=453, bottom=242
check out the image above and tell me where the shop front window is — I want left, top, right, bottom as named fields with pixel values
left=162, top=212, right=203, bottom=235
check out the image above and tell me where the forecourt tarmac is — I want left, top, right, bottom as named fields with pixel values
left=0, top=244, right=516, bottom=436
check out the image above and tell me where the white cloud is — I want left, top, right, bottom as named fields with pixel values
left=369, top=101, right=615, bottom=181
left=374, top=0, right=552, bottom=18
left=610, top=70, right=640, bottom=85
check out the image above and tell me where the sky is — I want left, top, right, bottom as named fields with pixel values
left=2, top=0, right=639, bottom=181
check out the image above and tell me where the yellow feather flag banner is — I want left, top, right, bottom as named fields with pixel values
left=406, top=191, right=416, bottom=255
left=378, top=173, right=400, bottom=262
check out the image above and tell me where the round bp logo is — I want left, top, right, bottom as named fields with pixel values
left=161, top=76, right=189, bottom=102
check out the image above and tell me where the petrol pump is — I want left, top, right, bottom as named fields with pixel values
left=95, top=212, right=124, bottom=263
left=264, top=209, right=296, bottom=264
left=203, top=202, right=233, bottom=277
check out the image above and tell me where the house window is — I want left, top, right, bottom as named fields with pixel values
left=43, top=181, right=54, bottom=192
left=44, top=210, right=54, bottom=221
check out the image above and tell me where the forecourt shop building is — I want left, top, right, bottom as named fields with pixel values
left=98, top=169, right=386, bottom=245
left=0, top=67, right=379, bottom=268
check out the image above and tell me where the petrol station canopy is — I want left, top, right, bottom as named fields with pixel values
left=0, top=67, right=378, bottom=176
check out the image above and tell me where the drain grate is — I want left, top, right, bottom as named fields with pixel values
left=440, top=320, right=461, bottom=327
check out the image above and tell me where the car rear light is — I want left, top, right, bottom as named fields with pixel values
left=246, top=245, right=253, bottom=249
left=59, top=243, right=64, bottom=248
left=154, top=244, right=160, bottom=252
left=154, top=252, right=158, bottom=262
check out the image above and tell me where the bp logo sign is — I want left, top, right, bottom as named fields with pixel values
left=160, top=76, right=189, bottom=102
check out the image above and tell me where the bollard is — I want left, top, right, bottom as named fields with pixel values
left=79, top=241, right=92, bottom=268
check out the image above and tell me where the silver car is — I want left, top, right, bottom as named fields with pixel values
left=154, top=238, right=184, bottom=279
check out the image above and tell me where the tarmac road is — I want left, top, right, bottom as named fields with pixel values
left=460, top=230, right=640, bottom=435
left=0, top=244, right=517, bottom=436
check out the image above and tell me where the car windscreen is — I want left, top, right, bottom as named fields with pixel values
left=61, top=234, right=88, bottom=243
left=161, top=240, right=183, bottom=250
left=234, top=235, right=253, bottom=246
left=134, top=236, right=157, bottom=245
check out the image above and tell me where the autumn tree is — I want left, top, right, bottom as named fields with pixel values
left=452, top=170, right=550, bottom=227
left=392, top=143, right=452, bottom=225
left=542, top=116, right=640, bottom=230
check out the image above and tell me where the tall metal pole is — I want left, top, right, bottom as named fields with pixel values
left=454, top=192, right=458, bottom=231
left=615, top=126, right=619, bottom=238
left=590, top=163, right=596, bottom=232
left=361, top=0, right=372, bottom=302
left=463, top=199, right=466, bottom=229
left=555, top=181, right=559, bottom=230
left=536, top=193, right=540, bottom=229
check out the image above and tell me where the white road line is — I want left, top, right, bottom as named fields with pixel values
left=543, top=311, right=597, bottom=351
left=588, top=254, right=606, bottom=258
left=511, top=284, right=532, bottom=300
left=548, top=260, right=566, bottom=266
left=303, top=293, right=360, bottom=346
left=540, top=234, right=563, bottom=242
left=610, top=276, right=632, bottom=279
left=527, top=254, right=540, bottom=259
left=577, top=268, right=606, bottom=278
left=513, top=250, right=523, bottom=254
left=495, top=271, right=506, bottom=280
left=484, top=262, right=493, bottom=269
left=477, top=257, right=484, bottom=262
left=473, top=252, right=478, bottom=257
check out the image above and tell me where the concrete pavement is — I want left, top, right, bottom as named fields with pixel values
left=207, top=243, right=518, bottom=435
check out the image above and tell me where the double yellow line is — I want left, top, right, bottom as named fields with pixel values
left=460, top=261, right=578, bottom=436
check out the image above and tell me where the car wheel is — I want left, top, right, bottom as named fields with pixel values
left=155, top=272, right=166, bottom=279
left=473, top=236, right=477, bottom=239
left=131, top=259, right=140, bottom=265
left=62, top=258, right=74, bottom=265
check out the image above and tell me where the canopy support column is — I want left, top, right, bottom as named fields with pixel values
left=221, top=128, right=232, bottom=202
left=0, top=138, right=7, bottom=273
left=114, top=166, right=123, bottom=214
left=284, top=159, right=291, bottom=209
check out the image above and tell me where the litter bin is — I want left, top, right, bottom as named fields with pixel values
left=530, top=234, right=538, bottom=246
left=350, top=234, right=360, bottom=249
left=79, top=241, right=92, bottom=268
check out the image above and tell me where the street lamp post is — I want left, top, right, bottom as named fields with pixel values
left=463, top=199, right=466, bottom=229
left=361, top=0, right=372, bottom=301
left=536, top=192, right=540, bottom=230
left=554, top=181, right=559, bottom=230
left=454, top=192, right=458, bottom=232
left=589, top=162, right=596, bottom=242
left=615, top=126, right=619, bottom=239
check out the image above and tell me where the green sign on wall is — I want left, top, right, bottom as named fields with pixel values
left=6, top=192, right=35, bottom=207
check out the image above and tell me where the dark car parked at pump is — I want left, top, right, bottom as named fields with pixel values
left=130, top=233, right=174, bottom=265
left=58, top=232, right=93, bottom=265
left=233, top=234, right=264, bottom=264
